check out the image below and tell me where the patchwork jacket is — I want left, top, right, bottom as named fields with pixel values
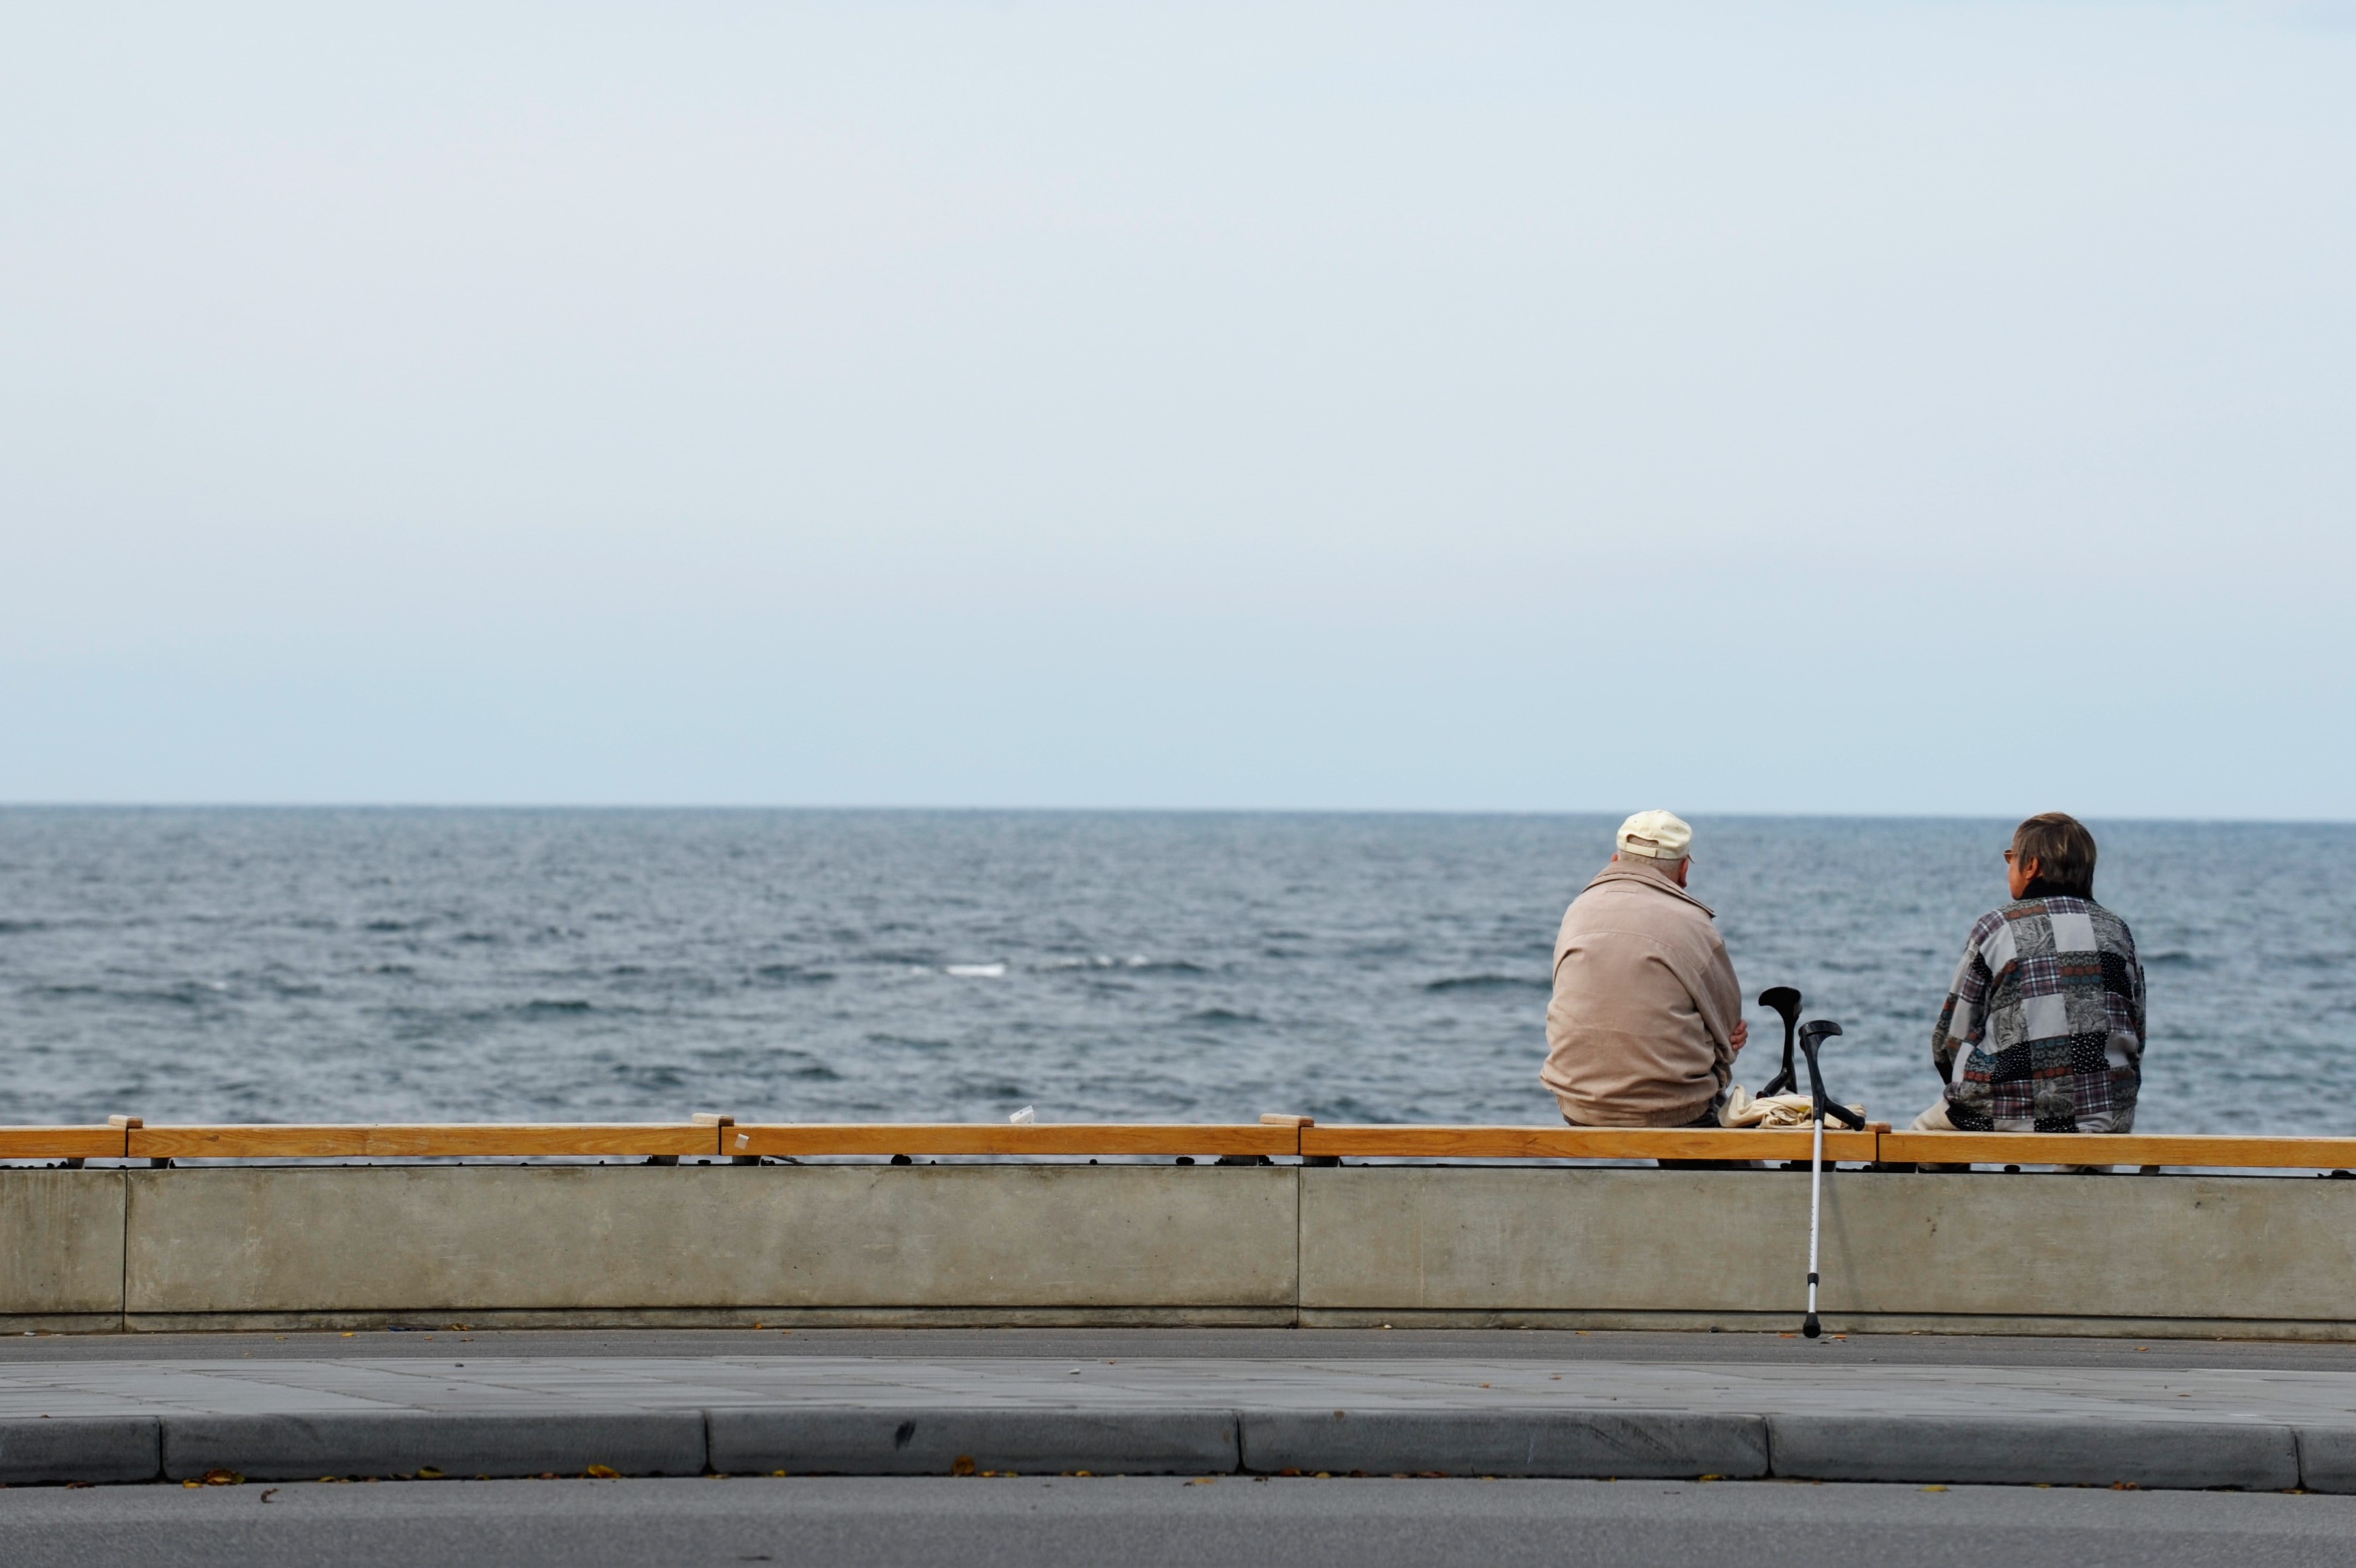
left=1929, top=896, right=2147, bottom=1133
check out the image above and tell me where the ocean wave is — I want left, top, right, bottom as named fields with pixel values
left=1184, top=1007, right=1262, bottom=1026
left=868, top=1033, right=954, bottom=1051
left=518, top=998, right=594, bottom=1016
left=1041, top=955, right=1208, bottom=975
left=753, top=964, right=837, bottom=986
left=945, top=963, right=1007, bottom=979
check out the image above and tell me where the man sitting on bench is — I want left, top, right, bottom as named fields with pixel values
left=1542, top=810, right=1748, bottom=1129
left=1914, top=812, right=2148, bottom=1137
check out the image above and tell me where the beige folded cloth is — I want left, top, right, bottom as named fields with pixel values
left=1719, top=1085, right=1866, bottom=1128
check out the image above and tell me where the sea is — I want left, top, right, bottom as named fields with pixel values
left=0, top=809, right=2348, bottom=1136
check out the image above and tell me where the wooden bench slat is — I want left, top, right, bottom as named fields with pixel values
left=0, top=1127, right=128, bottom=1159
left=1880, top=1132, right=2356, bottom=1169
left=727, top=1124, right=1301, bottom=1157
left=1298, top=1124, right=1885, bottom=1162
left=4, top=1122, right=2350, bottom=1169
left=125, top=1125, right=721, bottom=1159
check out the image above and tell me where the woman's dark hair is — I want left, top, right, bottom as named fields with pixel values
left=2013, top=812, right=2097, bottom=899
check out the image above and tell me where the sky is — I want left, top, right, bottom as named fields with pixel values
left=3, top=1, right=2352, bottom=817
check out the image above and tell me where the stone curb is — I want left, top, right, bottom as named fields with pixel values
left=0, top=1417, right=160, bottom=1484
left=2292, top=1429, right=2356, bottom=1494
left=1767, top=1415, right=2301, bottom=1490
left=3, top=1410, right=2349, bottom=1489
left=158, top=1411, right=708, bottom=1481
left=709, top=1408, right=1239, bottom=1475
left=1239, top=1410, right=1768, bottom=1479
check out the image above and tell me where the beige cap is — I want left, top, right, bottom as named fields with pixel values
left=1616, top=809, right=1692, bottom=862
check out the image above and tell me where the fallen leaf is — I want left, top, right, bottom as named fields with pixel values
left=416, top=1468, right=444, bottom=1479
left=584, top=1465, right=620, bottom=1480
left=951, top=1456, right=977, bottom=1477
left=204, top=1469, right=243, bottom=1487
left=1187, top=1477, right=1217, bottom=1486
left=259, top=1489, right=279, bottom=1504
left=1921, top=1485, right=1948, bottom=1493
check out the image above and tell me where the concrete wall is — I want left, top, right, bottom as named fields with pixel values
left=7, top=1162, right=2355, bottom=1336
left=1297, top=1165, right=2356, bottom=1333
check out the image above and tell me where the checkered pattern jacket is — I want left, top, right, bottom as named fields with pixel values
left=1929, top=896, right=2146, bottom=1133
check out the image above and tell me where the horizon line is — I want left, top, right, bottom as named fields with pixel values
left=1, top=801, right=2349, bottom=827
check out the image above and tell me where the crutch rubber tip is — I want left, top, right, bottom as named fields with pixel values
left=1801, top=1314, right=1821, bottom=1339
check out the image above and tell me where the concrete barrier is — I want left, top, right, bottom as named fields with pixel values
left=0, top=1170, right=126, bottom=1329
left=1297, top=1165, right=2356, bottom=1335
left=4, top=1160, right=2355, bottom=1336
left=121, top=1163, right=1298, bottom=1328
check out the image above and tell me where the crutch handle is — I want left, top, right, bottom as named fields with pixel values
left=1796, top=1021, right=1868, bottom=1130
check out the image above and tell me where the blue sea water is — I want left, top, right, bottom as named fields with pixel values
left=0, top=809, right=2349, bottom=1135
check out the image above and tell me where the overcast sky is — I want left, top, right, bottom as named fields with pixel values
left=3, top=1, right=2350, bottom=816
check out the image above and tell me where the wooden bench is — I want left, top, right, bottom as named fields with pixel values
left=1299, top=1124, right=1886, bottom=1163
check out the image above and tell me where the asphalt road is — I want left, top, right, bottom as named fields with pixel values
left=8, top=1326, right=2356, bottom=1373
left=4, top=1475, right=2352, bottom=1568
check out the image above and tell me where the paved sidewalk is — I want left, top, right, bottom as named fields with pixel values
left=7, top=1353, right=2356, bottom=1424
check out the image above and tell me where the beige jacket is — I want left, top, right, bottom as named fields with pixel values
left=1541, top=858, right=1745, bottom=1127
